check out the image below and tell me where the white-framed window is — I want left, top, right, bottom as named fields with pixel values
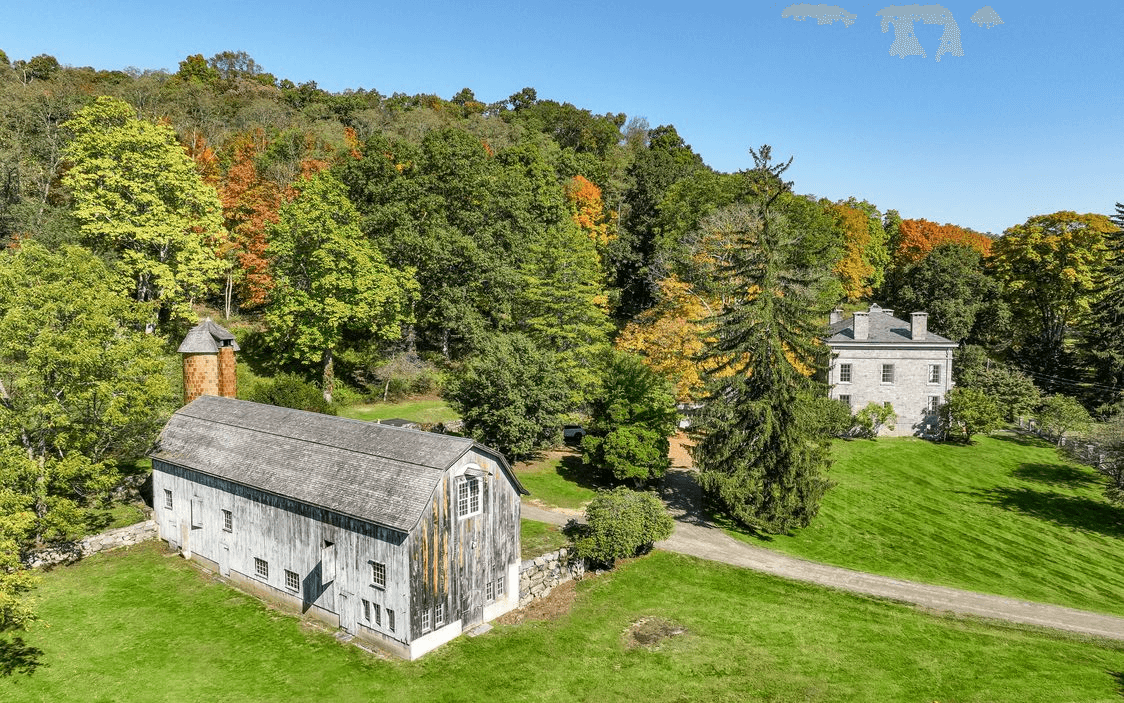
left=457, top=475, right=481, bottom=517
left=222, top=509, right=233, bottom=532
left=164, top=489, right=173, bottom=509
left=496, top=574, right=505, bottom=597
left=371, top=561, right=386, bottom=589
left=254, top=557, right=269, bottom=580
left=421, top=609, right=431, bottom=632
left=838, top=394, right=851, bottom=408
left=929, top=364, right=941, bottom=384
left=435, top=603, right=444, bottom=626
left=284, top=569, right=299, bottom=592
left=362, top=599, right=371, bottom=623
left=839, top=363, right=852, bottom=383
left=374, top=603, right=382, bottom=627
left=387, top=609, right=396, bottom=633
left=928, top=395, right=941, bottom=413
left=485, top=580, right=495, bottom=602
left=881, top=364, right=895, bottom=384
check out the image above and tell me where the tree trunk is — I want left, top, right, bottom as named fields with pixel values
left=322, top=348, right=334, bottom=404
left=224, top=270, right=234, bottom=319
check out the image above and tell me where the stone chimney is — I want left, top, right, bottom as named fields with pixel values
left=911, top=312, right=928, bottom=341
left=830, top=308, right=843, bottom=324
left=852, top=311, right=869, bottom=340
left=178, top=318, right=239, bottom=405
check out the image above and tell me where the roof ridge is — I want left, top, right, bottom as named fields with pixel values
left=177, top=402, right=466, bottom=473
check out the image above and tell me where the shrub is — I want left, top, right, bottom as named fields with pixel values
left=570, top=487, right=674, bottom=568
left=855, top=402, right=896, bottom=438
left=244, top=373, right=336, bottom=415
left=939, top=387, right=1002, bottom=443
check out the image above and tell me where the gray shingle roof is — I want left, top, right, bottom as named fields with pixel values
left=826, top=305, right=955, bottom=345
left=177, top=318, right=241, bottom=353
left=151, top=396, right=520, bottom=532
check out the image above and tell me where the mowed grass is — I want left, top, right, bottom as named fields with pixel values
left=515, top=450, right=604, bottom=510
left=521, top=519, right=570, bottom=559
left=729, top=432, right=1124, bottom=617
left=337, top=397, right=458, bottom=425
left=6, top=543, right=1124, bottom=702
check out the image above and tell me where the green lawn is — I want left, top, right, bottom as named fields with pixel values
left=515, top=452, right=604, bottom=510
left=728, top=432, right=1124, bottom=617
left=5, top=543, right=1124, bottom=701
left=337, top=398, right=458, bottom=425
left=521, top=519, right=569, bottom=559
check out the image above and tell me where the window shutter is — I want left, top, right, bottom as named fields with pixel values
left=190, top=497, right=203, bottom=528
left=321, top=542, right=336, bottom=582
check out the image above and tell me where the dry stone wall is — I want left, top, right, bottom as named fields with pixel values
left=519, top=546, right=585, bottom=606
left=24, top=520, right=158, bottom=569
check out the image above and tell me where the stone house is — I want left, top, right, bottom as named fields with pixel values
left=825, top=304, right=957, bottom=436
left=151, top=320, right=526, bottom=659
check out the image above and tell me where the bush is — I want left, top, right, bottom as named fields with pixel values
left=805, top=395, right=856, bottom=438
left=570, top=487, right=674, bottom=568
left=855, top=402, right=896, bottom=438
left=939, top=387, right=1002, bottom=443
left=244, top=373, right=336, bottom=415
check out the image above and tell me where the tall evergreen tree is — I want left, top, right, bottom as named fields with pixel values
left=690, top=147, right=834, bottom=534
left=1084, top=202, right=1124, bottom=406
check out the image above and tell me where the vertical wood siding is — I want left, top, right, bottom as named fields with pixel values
left=152, top=460, right=410, bottom=642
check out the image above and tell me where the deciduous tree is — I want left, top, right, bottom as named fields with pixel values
left=263, top=171, right=416, bottom=402
left=940, top=387, right=1003, bottom=443
left=61, top=96, right=226, bottom=324
left=581, top=352, right=678, bottom=487
left=446, top=334, right=569, bottom=460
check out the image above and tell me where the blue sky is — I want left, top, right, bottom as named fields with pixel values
left=2, top=1, right=1120, bottom=234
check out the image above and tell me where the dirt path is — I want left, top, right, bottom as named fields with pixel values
left=656, top=433, right=1124, bottom=641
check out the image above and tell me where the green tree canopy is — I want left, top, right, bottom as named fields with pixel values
left=263, top=171, right=417, bottom=403
left=581, top=351, right=679, bottom=487
left=446, top=334, right=569, bottom=461
left=570, top=487, right=674, bottom=568
left=0, top=242, right=174, bottom=629
left=940, top=387, right=1004, bottom=443
left=990, top=211, right=1115, bottom=386
left=61, top=96, right=226, bottom=324
left=1082, top=203, right=1124, bottom=406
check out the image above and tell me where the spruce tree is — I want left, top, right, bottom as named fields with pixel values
left=691, top=146, right=834, bottom=534
left=1085, top=202, right=1124, bottom=407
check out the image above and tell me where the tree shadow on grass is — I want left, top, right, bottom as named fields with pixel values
left=990, top=432, right=1055, bottom=450
left=1011, top=462, right=1100, bottom=490
left=971, top=486, right=1124, bottom=539
left=555, top=454, right=610, bottom=493
left=0, top=637, right=45, bottom=677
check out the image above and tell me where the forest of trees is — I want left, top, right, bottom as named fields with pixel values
left=0, top=49, right=1121, bottom=629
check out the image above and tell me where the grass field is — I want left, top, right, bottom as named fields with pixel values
left=514, top=451, right=604, bottom=509
left=5, top=543, right=1124, bottom=702
left=726, top=432, right=1124, bottom=618
left=521, top=519, right=569, bottom=559
left=337, top=398, right=458, bottom=425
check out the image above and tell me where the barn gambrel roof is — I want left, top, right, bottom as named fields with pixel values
left=151, top=396, right=524, bottom=533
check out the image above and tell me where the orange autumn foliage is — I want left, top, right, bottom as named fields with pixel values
left=831, top=202, right=876, bottom=302
left=896, top=218, right=992, bottom=264
left=220, top=135, right=283, bottom=308
left=564, top=175, right=610, bottom=247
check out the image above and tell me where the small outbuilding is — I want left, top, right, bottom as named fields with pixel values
left=151, top=320, right=526, bottom=659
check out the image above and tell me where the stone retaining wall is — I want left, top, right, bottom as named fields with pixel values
left=24, top=520, right=158, bottom=569
left=519, top=546, right=585, bottom=606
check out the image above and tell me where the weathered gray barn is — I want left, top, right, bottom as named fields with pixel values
left=151, top=395, right=526, bottom=659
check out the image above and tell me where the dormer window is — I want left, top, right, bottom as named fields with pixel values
left=457, top=475, right=481, bottom=517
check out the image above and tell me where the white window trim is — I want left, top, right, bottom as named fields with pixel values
left=284, top=569, right=299, bottom=592
left=371, top=561, right=386, bottom=589
left=457, top=474, right=482, bottom=518
left=254, top=557, right=269, bottom=580
left=928, top=364, right=942, bottom=385
left=838, top=363, right=852, bottom=384
left=881, top=364, right=895, bottom=385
